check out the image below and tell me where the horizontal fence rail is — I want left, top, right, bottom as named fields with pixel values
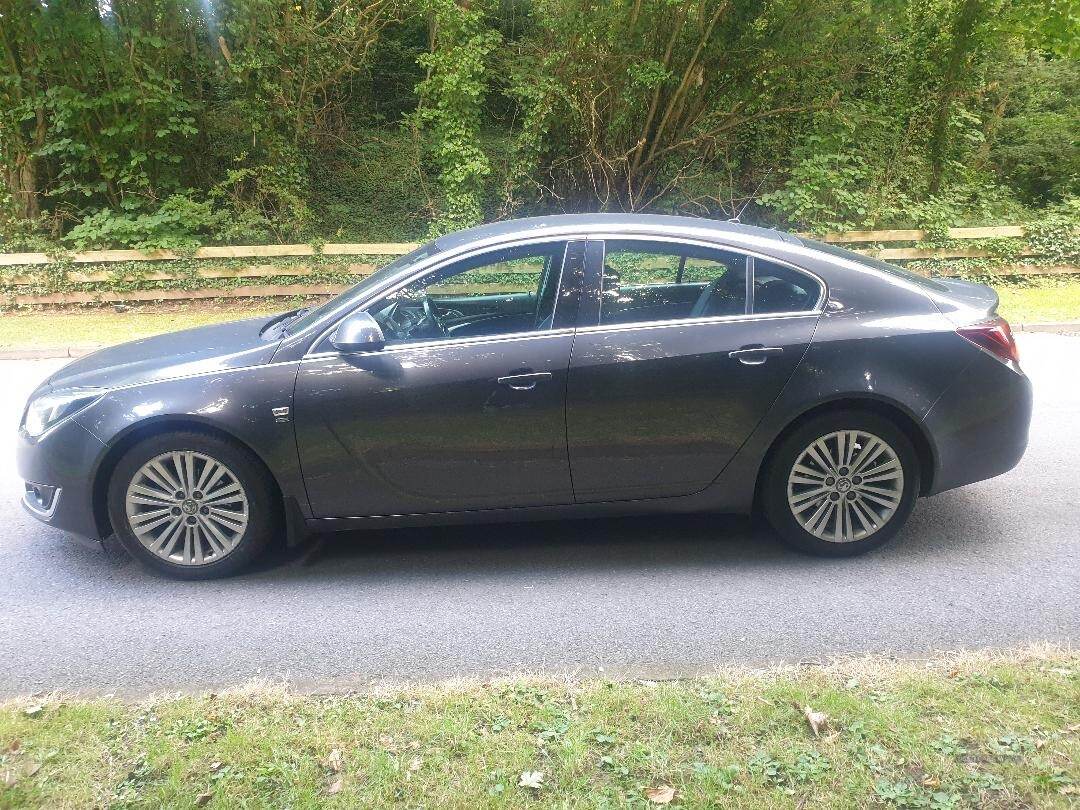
left=0, top=243, right=419, bottom=267
left=1, top=225, right=1074, bottom=307
left=806, top=225, right=1027, bottom=243
left=0, top=226, right=1033, bottom=267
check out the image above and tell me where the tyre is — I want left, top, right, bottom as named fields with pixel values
left=107, top=431, right=277, bottom=579
left=761, top=410, right=920, bottom=557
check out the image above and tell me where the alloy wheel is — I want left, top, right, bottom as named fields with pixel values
left=786, top=429, right=904, bottom=543
left=124, top=450, right=250, bottom=566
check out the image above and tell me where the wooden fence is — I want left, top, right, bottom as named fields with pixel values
left=1, top=225, right=1074, bottom=307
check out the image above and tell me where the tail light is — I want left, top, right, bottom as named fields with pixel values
left=957, top=316, right=1020, bottom=365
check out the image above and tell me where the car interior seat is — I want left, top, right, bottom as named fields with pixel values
left=689, top=270, right=746, bottom=317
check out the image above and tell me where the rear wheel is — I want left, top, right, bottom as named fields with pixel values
left=107, top=431, right=276, bottom=579
left=762, top=411, right=920, bottom=556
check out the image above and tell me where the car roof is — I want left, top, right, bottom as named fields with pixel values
left=432, top=213, right=802, bottom=253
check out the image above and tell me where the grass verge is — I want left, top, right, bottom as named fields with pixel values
left=0, top=301, right=283, bottom=351
left=0, top=649, right=1076, bottom=808
left=995, top=281, right=1080, bottom=325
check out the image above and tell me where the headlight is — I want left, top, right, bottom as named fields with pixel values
left=22, top=388, right=105, bottom=438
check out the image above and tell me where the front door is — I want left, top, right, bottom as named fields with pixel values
left=295, top=240, right=584, bottom=518
left=566, top=239, right=822, bottom=502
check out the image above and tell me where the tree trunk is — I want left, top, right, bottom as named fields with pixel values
left=6, top=155, right=39, bottom=219
left=928, top=0, right=984, bottom=196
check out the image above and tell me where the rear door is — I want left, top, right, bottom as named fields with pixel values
left=566, top=238, right=822, bottom=502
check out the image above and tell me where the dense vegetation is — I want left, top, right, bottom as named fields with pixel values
left=0, top=0, right=1077, bottom=251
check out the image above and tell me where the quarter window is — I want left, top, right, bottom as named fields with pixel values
left=753, top=258, right=822, bottom=314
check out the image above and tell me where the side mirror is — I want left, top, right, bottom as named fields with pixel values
left=330, top=311, right=385, bottom=353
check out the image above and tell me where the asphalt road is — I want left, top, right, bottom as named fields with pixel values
left=1, top=334, right=1077, bottom=698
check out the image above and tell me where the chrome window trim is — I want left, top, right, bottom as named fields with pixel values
left=305, top=234, right=583, bottom=358
left=278, top=221, right=827, bottom=338
left=574, top=310, right=820, bottom=337
left=303, top=327, right=577, bottom=362
left=297, top=229, right=828, bottom=357
left=588, top=233, right=828, bottom=323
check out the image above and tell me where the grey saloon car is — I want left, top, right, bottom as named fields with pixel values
left=17, top=214, right=1032, bottom=578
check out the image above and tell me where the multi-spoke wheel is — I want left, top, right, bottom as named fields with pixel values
left=108, top=432, right=276, bottom=579
left=786, top=430, right=904, bottom=543
left=762, top=411, right=919, bottom=556
left=125, top=451, right=250, bottom=566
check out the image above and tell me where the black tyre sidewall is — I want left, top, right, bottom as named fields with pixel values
left=762, top=410, right=920, bottom=557
left=107, top=431, right=276, bottom=579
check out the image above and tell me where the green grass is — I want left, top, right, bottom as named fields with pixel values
left=0, top=304, right=281, bottom=351
left=0, top=650, right=1076, bottom=808
left=1, top=277, right=1079, bottom=352
left=995, top=280, right=1080, bottom=324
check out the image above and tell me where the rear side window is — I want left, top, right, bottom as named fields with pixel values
left=596, top=240, right=822, bottom=325
left=600, top=240, right=748, bottom=325
left=753, top=259, right=822, bottom=314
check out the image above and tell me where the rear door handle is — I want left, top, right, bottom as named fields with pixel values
left=728, top=346, right=784, bottom=365
left=497, top=372, right=552, bottom=390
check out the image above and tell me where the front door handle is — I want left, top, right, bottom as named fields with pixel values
left=497, top=372, right=552, bottom=390
left=728, top=346, right=784, bottom=365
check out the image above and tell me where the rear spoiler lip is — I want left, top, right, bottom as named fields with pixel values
left=926, top=278, right=1000, bottom=328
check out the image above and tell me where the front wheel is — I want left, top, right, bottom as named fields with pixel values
left=761, top=411, right=920, bottom=556
left=107, top=431, right=277, bottom=579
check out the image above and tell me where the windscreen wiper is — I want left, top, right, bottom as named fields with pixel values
left=259, top=307, right=310, bottom=338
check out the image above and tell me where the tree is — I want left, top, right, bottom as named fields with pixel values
left=415, top=0, right=501, bottom=234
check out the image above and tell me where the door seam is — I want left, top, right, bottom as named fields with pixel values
left=563, top=329, right=578, bottom=502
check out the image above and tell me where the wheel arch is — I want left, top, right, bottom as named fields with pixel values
left=90, top=416, right=286, bottom=540
left=753, top=394, right=937, bottom=511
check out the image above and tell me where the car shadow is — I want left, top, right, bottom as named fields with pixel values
left=260, top=512, right=774, bottom=576
left=235, top=488, right=997, bottom=585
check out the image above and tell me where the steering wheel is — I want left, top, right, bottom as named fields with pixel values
left=382, top=300, right=409, bottom=337
left=422, top=296, right=449, bottom=335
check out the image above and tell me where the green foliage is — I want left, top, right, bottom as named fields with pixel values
left=760, top=151, right=874, bottom=231
left=63, top=194, right=219, bottom=251
left=0, top=206, right=57, bottom=253
left=501, top=0, right=867, bottom=213
left=309, top=130, right=433, bottom=241
left=1024, top=198, right=1080, bottom=265
left=991, top=55, right=1080, bottom=205
left=0, top=0, right=1076, bottom=246
left=874, top=777, right=962, bottom=808
left=415, top=0, right=501, bottom=235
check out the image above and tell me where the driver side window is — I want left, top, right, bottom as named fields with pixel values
left=368, top=242, right=567, bottom=346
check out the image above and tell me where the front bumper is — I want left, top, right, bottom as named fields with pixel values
left=922, top=349, right=1033, bottom=495
left=15, top=417, right=107, bottom=540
